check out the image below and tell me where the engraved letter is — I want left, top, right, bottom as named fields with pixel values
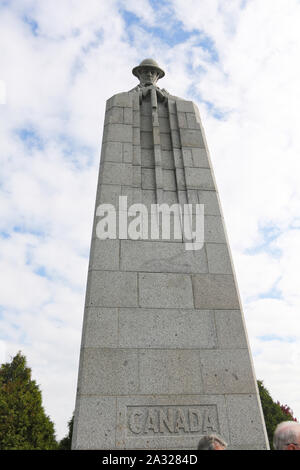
left=128, top=410, right=143, bottom=434
left=144, top=409, right=159, bottom=434
left=202, top=410, right=217, bottom=433
left=188, top=408, right=202, bottom=432
left=174, top=408, right=189, bottom=433
left=159, top=408, right=174, bottom=434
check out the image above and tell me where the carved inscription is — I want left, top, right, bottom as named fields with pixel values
left=127, top=405, right=218, bottom=436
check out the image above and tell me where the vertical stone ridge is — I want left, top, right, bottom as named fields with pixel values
left=151, top=89, right=163, bottom=204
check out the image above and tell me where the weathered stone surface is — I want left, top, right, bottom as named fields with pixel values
left=192, top=274, right=240, bottom=309
left=73, top=396, right=116, bottom=449
left=198, top=190, right=220, bottom=215
left=103, top=123, right=132, bottom=143
left=200, top=349, right=256, bottom=393
left=185, top=167, right=214, bottom=190
left=206, top=243, right=232, bottom=274
left=83, top=307, right=118, bottom=348
left=100, top=162, right=132, bottom=186
left=79, top=348, right=139, bottom=395
left=73, top=62, right=268, bottom=450
left=119, top=308, right=216, bottom=348
left=120, top=240, right=208, bottom=273
left=86, top=271, right=138, bottom=307
left=226, top=395, right=268, bottom=449
left=139, top=349, right=203, bottom=394
left=214, top=310, right=248, bottom=349
left=89, top=239, right=119, bottom=271
left=139, top=273, right=194, bottom=309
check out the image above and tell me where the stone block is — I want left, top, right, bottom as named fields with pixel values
left=118, top=308, right=216, bottom=349
left=158, top=117, right=170, bottom=132
left=108, top=92, right=132, bottom=108
left=226, top=395, right=268, bottom=449
left=185, top=168, right=214, bottom=190
left=133, top=110, right=140, bottom=126
left=83, top=307, right=118, bottom=348
left=214, top=310, right=248, bottom=349
left=171, top=130, right=181, bottom=148
left=205, top=216, right=226, bottom=243
left=142, top=189, right=156, bottom=208
left=133, top=146, right=141, bottom=165
left=96, top=184, right=121, bottom=206
left=161, top=150, right=174, bottom=169
left=160, top=133, right=172, bottom=150
left=80, top=348, right=139, bottom=394
left=139, top=273, right=194, bottom=309
left=101, top=141, right=123, bottom=163
left=198, top=190, right=220, bottom=215
left=132, top=165, right=141, bottom=187
left=124, top=107, right=133, bottom=125
left=180, top=129, right=204, bottom=148
left=158, top=101, right=169, bottom=116
left=140, top=115, right=152, bottom=131
left=73, top=396, right=116, bottom=449
left=120, top=240, right=208, bottom=274
left=206, top=243, right=232, bottom=274
left=186, top=113, right=200, bottom=129
left=169, top=113, right=178, bottom=130
left=200, top=349, right=256, bottom=394
left=139, top=349, right=203, bottom=394
left=103, top=124, right=132, bottom=143
left=105, top=106, right=123, bottom=124
left=163, top=169, right=176, bottom=191
left=176, top=100, right=195, bottom=113
left=86, top=271, right=138, bottom=307
left=163, top=191, right=178, bottom=205
left=141, top=148, right=154, bottom=168
left=101, top=162, right=132, bottom=186
left=123, top=143, right=133, bottom=163
left=133, top=127, right=140, bottom=145
left=191, top=148, right=209, bottom=168
left=89, top=239, right=119, bottom=271
left=141, top=131, right=153, bottom=148
left=173, top=149, right=183, bottom=168
left=142, top=168, right=156, bottom=189
left=192, top=274, right=240, bottom=309
left=177, top=112, right=187, bottom=128
left=175, top=168, right=186, bottom=190
left=182, top=148, right=193, bottom=167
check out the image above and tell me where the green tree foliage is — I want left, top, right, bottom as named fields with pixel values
left=258, top=380, right=298, bottom=449
left=58, top=414, right=74, bottom=450
left=0, top=352, right=58, bottom=450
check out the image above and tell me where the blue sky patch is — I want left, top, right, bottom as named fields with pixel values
left=23, top=15, right=39, bottom=36
left=258, top=334, right=297, bottom=343
left=15, top=127, right=44, bottom=151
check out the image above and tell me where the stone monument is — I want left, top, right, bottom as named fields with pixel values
left=72, top=59, right=269, bottom=450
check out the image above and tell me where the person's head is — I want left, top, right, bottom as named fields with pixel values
left=273, top=421, right=300, bottom=450
left=197, top=434, right=227, bottom=451
left=132, top=58, right=165, bottom=86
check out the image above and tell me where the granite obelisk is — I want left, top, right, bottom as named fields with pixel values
left=72, top=59, right=269, bottom=450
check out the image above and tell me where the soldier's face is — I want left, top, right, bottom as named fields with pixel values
left=139, top=68, right=160, bottom=86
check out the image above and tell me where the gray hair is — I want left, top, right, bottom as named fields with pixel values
left=273, top=421, right=300, bottom=450
left=197, top=434, right=227, bottom=450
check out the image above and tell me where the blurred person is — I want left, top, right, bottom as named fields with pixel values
left=197, top=434, right=227, bottom=450
left=273, top=421, right=300, bottom=450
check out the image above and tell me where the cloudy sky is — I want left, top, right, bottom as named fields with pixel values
left=1, top=0, right=300, bottom=440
